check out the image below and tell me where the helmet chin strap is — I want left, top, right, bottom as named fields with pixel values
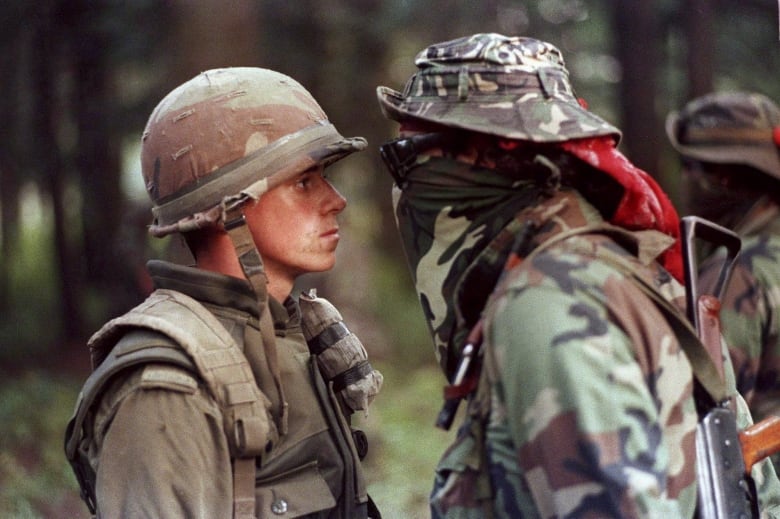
left=222, top=202, right=289, bottom=437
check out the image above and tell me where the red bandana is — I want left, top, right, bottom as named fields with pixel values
left=560, top=137, right=684, bottom=283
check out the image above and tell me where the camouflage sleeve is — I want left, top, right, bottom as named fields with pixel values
left=486, top=259, right=699, bottom=518
left=707, top=234, right=780, bottom=421
left=91, top=363, right=232, bottom=517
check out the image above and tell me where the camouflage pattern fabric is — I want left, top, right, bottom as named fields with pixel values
left=666, top=91, right=780, bottom=181
left=667, top=90, right=780, bottom=425
left=404, top=188, right=780, bottom=518
left=701, top=199, right=780, bottom=422
left=377, top=33, right=620, bottom=143
left=142, top=67, right=366, bottom=237
left=381, top=33, right=780, bottom=517
left=391, top=153, right=547, bottom=376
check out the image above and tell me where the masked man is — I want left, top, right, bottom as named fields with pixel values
left=377, top=34, right=780, bottom=518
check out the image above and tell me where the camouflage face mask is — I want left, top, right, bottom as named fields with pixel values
left=392, top=155, right=540, bottom=369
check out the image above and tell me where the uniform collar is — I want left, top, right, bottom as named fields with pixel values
left=147, top=259, right=296, bottom=330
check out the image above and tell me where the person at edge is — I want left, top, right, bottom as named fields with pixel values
left=376, top=33, right=780, bottom=518
left=64, top=67, right=382, bottom=518
left=666, top=92, right=780, bottom=427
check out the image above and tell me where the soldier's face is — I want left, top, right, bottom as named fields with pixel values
left=245, top=165, right=347, bottom=288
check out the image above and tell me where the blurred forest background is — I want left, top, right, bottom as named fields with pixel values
left=1, top=1, right=779, bottom=517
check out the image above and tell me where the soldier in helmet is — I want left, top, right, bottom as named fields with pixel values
left=376, top=34, right=780, bottom=517
left=666, top=91, right=780, bottom=423
left=65, top=67, right=382, bottom=518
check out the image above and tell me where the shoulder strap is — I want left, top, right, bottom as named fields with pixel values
left=65, top=289, right=276, bottom=519
left=65, top=329, right=192, bottom=458
left=64, top=329, right=193, bottom=515
left=91, top=289, right=277, bottom=458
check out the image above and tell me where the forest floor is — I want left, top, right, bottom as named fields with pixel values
left=1, top=340, right=91, bottom=518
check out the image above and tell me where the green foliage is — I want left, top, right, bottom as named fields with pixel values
left=0, top=372, right=85, bottom=518
left=370, top=254, right=434, bottom=369
left=0, top=202, right=58, bottom=357
left=713, top=2, right=780, bottom=98
left=356, top=361, right=455, bottom=519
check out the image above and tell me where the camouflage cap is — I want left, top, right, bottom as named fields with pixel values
left=666, top=91, right=780, bottom=180
left=376, top=33, right=620, bottom=143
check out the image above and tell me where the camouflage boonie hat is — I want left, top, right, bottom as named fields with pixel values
left=666, top=91, right=780, bottom=180
left=376, top=33, right=621, bottom=143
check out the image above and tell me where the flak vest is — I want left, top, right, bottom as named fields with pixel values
left=65, top=288, right=377, bottom=518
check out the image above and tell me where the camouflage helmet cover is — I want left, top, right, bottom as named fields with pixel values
left=142, top=67, right=366, bottom=236
left=376, top=33, right=621, bottom=143
left=665, top=91, right=780, bottom=181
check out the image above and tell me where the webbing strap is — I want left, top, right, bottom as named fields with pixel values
left=622, top=271, right=729, bottom=406
left=65, top=333, right=194, bottom=459
left=223, top=206, right=289, bottom=436
left=64, top=332, right=195, bottom=515
left=307, top=321, right=350, bottom=355
left=88, top=290, right=277, bottom=518
left=92, top=290, right=277, bottom=457
left=331, top=361, right=373, bottom=392
left=233, top=457, right=257, bottom=519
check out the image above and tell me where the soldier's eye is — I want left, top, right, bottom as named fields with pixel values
left=295, top=173, right=313, bottom=189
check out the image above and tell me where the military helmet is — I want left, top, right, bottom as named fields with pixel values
left=142, top=67, right=367, bottom=237
left=376, top=33, right=620, bottom=143
left=666, top=91, right=780, bottom=180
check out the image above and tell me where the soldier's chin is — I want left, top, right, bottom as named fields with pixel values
left=312, top=255, right=337, bottom=273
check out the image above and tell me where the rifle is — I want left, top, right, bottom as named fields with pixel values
left=682, top=216, right=780, bottom=518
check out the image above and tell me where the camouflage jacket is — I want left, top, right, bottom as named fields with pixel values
left=702, top=198, right=780, bottom=422
left=430, top=191, right=780, bottom=518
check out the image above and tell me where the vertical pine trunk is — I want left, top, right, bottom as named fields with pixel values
left=685, top=0, right=714, bottom=99
left=32, top=0, right=83, bottom=341
left=612, top=0, right=661, bottom=175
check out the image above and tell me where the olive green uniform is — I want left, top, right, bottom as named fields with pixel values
left=79, top=260, right=368, bottom=518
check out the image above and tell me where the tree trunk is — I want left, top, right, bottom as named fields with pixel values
left=611, top=0, right=661, bottom=175
left=685, top=0, right=714, bottom=99
left=32, top=1, right=83, bottom=341
left=169, top=0, right=263, bottom=84
left=63, top=2, right=130, bottom=321
left=0, top=155, right=19, bottom=314
left=0, top=36, right=22, bottom=314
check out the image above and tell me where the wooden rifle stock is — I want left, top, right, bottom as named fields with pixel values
left=740, top=415, right=780, bottom=475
